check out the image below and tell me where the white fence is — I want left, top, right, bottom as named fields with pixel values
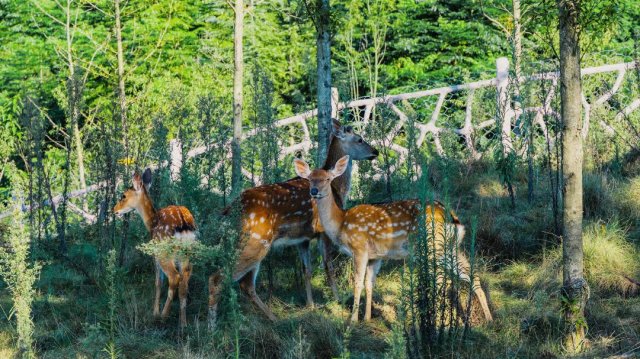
left=1, top=57, right=638, bottom=222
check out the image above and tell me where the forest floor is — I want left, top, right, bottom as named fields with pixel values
left=1, top=256, right=640, bottom=358
left=2, top=161, right=640, bottom=358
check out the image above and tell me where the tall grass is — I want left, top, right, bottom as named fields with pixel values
left=532, top=220, right=639, bottom=296
left=103, top=248, right=121, bottom=359
left=0, top=204, right=41, bottom=358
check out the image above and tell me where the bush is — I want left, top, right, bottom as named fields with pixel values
left=0, top=207, right=41, bottom=358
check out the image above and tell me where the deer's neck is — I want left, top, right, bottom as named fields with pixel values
left=322, top=138, right=353, bottom=209
left=315, top=189, right=345, bottom=245
left=135, top=192, right=157, bottom=232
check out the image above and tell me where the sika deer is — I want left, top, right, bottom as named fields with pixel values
left=208, top=120, right=378, bottom=325
left=294, top=156, right=493, bottom=323
left=114, top=168, right=197, bottom=329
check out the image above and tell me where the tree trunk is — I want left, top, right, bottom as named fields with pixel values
left=512, top=0, right=535, bottom=204
left=114, top=0, right=129, bottom=265
left=114, top=0, right=128, bottom=157
left=315, top=0, right=332, bottom=166
left=64, top=0, right=88, bottom=211
left=231, top=0, right=244, bottom=197
left=557, top=0, right=589, bottom=353
left=512, top=0, right=523, bottom=104
left=74, top=123, right=88, bottom=211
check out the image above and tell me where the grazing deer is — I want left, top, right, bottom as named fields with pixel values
left=294, top=155, right=493, bottom=323
left=208, top=120, right=378, bottom=324
left=114, top=168, right=197, bottom=329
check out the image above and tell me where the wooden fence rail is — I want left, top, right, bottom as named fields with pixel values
left=1, top=57, right=638, bottom=222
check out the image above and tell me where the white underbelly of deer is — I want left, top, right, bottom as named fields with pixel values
left=342, top=228, right=411, bottom=260
left=272, top=236, right=308, bottom=248
left=174, top=230, right=197, bottom=243
left=377, top=237, right=410, bottom=259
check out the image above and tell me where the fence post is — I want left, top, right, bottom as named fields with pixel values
left=169, top=138, right=182, bottom=182
left=496, top=57, right=514, bottom=153
left=331, top=87, right=339, bottom=119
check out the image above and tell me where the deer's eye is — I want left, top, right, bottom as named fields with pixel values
left=358, top=138, right=363, bottom=143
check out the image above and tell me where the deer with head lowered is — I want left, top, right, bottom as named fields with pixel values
left=294, top=155, right=493, bottom=323
left=208, top=120, right=378, bottom=325
left=114, top=168, right=197, bottom=329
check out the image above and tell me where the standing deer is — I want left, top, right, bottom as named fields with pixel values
left=294, top=155, right=493, bottom=323
left=114, top=168, right=197, bottom=329
left=208, top=120, right=378, bottom=324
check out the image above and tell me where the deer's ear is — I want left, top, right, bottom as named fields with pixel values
left=294, top=158, right=311, bottom=179
left=142, top=168, right=152, bottom=190
left=331, top=119, right=346, bottom=139
left=132, top=171, right=144, bottom=192
left=330, top=155, right=350, bottom=178
left=332, top=118, right=341, bottom=131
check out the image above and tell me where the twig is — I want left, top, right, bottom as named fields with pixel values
left=31, top=0, right=65, bottom=26
left=27, top=98, right=70, bottom=139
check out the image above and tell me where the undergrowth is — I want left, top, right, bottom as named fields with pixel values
left=1, top=154, right=640, bottom=358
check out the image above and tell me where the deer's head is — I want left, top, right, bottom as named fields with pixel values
left=294, top=155, right=349, bottom=199
left=332, top=120, right=378, bottom=161
left=114, top=168, right=152, bottom=216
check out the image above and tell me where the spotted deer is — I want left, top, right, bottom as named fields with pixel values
left=208, top=120, right=378, bottom=324
left=294, top=155, right=493, bottom=323
left=114, top=168, right=197, bottom=329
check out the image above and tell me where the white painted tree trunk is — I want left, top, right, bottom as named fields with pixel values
left=496, top=57, right=514, bottom=153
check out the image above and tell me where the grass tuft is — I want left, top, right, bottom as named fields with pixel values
left=531, top=220, right=639, bottom=296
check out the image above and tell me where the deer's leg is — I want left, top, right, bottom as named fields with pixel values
left=296, top=239, right=314, bottom=307
left=207, top=252, right=260, bottom=329
left=178, top=259, right=192, bottom=329
left=472, top=280, right=493, bottom=322
left=456, top=254, right=493, bottom=322
left=320, top=234, right=340, bottom=301
left=154, top=259, right=163, bottom=317
left=364, top=259, right=382, bottom=321
left=350, top=251, right=368, bottom=324
left=208, top=271, right=223, bottom=330
left=235, top=223, right=274, bottom=319
left=239, top=265, right=276, bottom=321
left=159, top=259, right=180, bottom=320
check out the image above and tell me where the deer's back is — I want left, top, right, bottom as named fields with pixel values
left=339, top=200, right=460, bottom=259
left=340, top=200, right=419, bottom=259
left=152, top=205, right=197, bottom=242
left=237, top=178, right=315, bottom=247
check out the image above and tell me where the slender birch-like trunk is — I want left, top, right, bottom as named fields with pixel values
left=315, top=0, right=332, bottom=166
left=115, top=0, right=128, bottom=156
left=231, top=0, right=244, bottom=197
left=64, top=0, right=88, bottom=211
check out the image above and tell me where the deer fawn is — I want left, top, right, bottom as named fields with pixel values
left=294, top=155, right=493, bottom=323
left=114, top=168, right=197, bottom=329
left=208, top=120, right=378, bottom=325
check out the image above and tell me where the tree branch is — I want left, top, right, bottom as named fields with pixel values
left=31, top=0, right=65, bottom=26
